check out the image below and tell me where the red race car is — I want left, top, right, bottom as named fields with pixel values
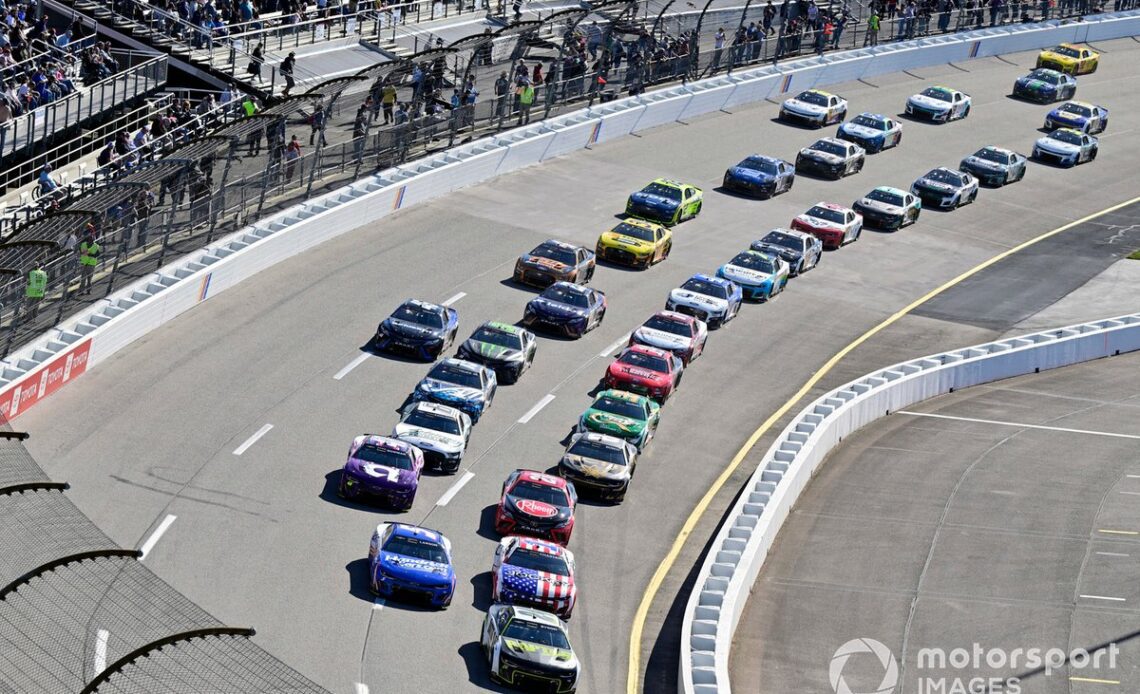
left=790, top=201, right=863, bottom=249
left=494, top=470, right=578, bottom=546
left=604, top=344, right=684, bottom=403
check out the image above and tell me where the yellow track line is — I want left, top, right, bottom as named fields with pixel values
left=627, top=193, right=1140, bottom=694
left=1069, top=676, right=1120, bottom=685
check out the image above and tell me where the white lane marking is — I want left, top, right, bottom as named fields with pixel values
left=1079, top=594, right=1127, bottom=602
left=441, top=291, right=467, bottom=306
left=94, top=629, right=109, bottom=674
left=372, top=598, right=386, bottom=611
left=599, top=333, right=631, bottom=358
left=233, top=424, right=274, bottom=455
left=355, top=684, right=369, bottom=694
left=139, top=515, right=177, bottom=560
left=896, top=411, right=1140, bottom=440
left=1098, top=128, right=1134, bottom=139
left=1096, top=552, right=1130, bottom=558
left=1128, top=475, right=1140, bottom=479
left=1119, top=491, right=1140, bottom=497
left=334, top=353, right=371, bottom=380
left=435, top=471, right=475, bottom=507
left=518, top=394, right=555, bottom=424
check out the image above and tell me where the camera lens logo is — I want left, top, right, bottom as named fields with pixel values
left=830, top=638, right=899, bottom=694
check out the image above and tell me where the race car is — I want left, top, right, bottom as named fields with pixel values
left=625, top=178, right=703, bottom=226
left=523, top=282, right=607, bottom=338
left=750, top=228, right=822, bottom=276
left=905, top=86, right=971, bottom=122
left=1032, top=128, right=1099, bottom=167
left=456, top=321, right=537, bottom=384
left=1044, top=101, right=1108, bottom=134
left=1011, top=68, right=1076, bottom=103
left=392, top=401, right=471, bottom=474
left=716, top=250, right=790, bottom=302
left=595, top=219, right=672, bottom=269
left=959, top=146, right=1028, bottom=187
left=795, top=137, right=866, bottom=179
left=1036, top=43, right=1099, bottom=75
left=604, top=344, right=684, bottom=402
left=338, top=435, right=424, bottom=510
left=629, top=310, right=708, bottom=365
left=852, top=187, right=921, bottom=230
left=577, top=389, right=661, bottom=452
left=513, top=239, right=596, bottom=288
left=368, top=522, right=455, bottom=608
left=790, top=202, right=863, bottom=249
left=836, top=113, right=902, bottom=154
left=412, top=357, right=497, bottom=422
left=722, top=155, right=795, bottom=198
left=910, top=167, right=979, bottom=209
left=494, top=469, right=578, bottom=545
left=482, top=604, right=579, bottom=693
left=492, top=536, right=577, bottom=619
left=779, top=88, right=849, bottom=127
left=372, top=299, right=459, bottom=361
left=558, top=432, right=639, bottom=502
left=665, top=274, right=742, bottom=329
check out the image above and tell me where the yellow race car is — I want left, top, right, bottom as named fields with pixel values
left=595, top=219, right=672, bottom=269
left=1036, top=43, right=1099, bottom=75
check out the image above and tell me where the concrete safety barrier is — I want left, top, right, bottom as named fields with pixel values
left=679, top=313, right=1140, bottom=694
left=1, top=9, right=1137, bottom=421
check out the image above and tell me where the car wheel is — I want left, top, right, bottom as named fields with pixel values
left=585, top=266, right=595, bottom=283
left=912, top=209, right=921, bottom=225
left=661, top=242, right=672, bottom=261
left=693, top=201, right=702, bottom=216
left=337, top=473, right=348, bottom=498
left=1089, top=147, right=1098, bottom=161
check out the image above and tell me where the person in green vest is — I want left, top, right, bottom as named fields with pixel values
left=516, top=79, right=536, bottom=126
left=864, top=11, right=881, bottom=46
left=24, top=262, right=47, bottom=320
left=79, top=232, right=100, bottom=296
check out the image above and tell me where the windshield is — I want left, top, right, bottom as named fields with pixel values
left=510, top=480, right=569, bottom=506
left=393, top=304, right=443, bottom=328
left=852, top=115, right=886, bottom=130
left=403, top=410, right=461, bottom=435
left=594, top=395, right=647, bottom=420
left=796, top=90, right=829, bottom=106
left=640, top=183, right=681, bottom=200
left=503, top=620, right=571, bottom=649
left=542, top=285, right=590, bottom=308
left=508, top=547, right=571, bottom=575
left=568, top=438, right=628, bottom=465
left=529, top=243, right=577, bottom=265
left=383, top=535, right=448, bottom=563
left=805, top=206, right=846, bottom=224
left=761, top=232, right=801, bottom=250
left=730, top=252, right=777, bottom=273
left=643, top=315, right=692, bottom=337
left=611, top=222, right=656, bottom=242
left=679, top=278, right=728, bottom=299
left=355, top=444, right=414, bottom=470
left=924, top=169, right=962, bottom=185
left=975, top=148, right=1011, bottom=164
left=427, top=363, right=482, bottom=388
left=618, top=350, right=670, bottom=372
left=471, top=326, right=523, bottom=349
left=1053, top=45, right=1081, bottom=58
left=1058, top=103, right=1092, bottom=117
left=739, top=157, right=778, bottom=174
left=919, top=87, right=952, bottom=102
left=809, top=140, right=847, bottom=157
left=866, top=189, right=905, bottom=206
left=1029, top=70, right=1062, bottom=85
left=1050, top=130, right=1083, bottom=145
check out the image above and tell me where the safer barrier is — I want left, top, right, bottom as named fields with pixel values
left=0, top=10, right=1137, bottom=421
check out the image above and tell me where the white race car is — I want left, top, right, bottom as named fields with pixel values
left=392, top=401, right=471, bottom=474
left=629, top=310, right=708, bottom=365
left=1032, top=127, right=1099, bottom=167
left=779, top=88, right=849, bottom=127
left=665, top=274, right=742, bottom=329
left=905, top=85, right=972, bottom=122
left=852, top=186, right=922, bottom=230
left=910, top=167, right=979, bottom=209
left=715, top=250, right=790, bottom=302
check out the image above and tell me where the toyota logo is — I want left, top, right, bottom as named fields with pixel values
left=830, top=638, right=899, bottom=694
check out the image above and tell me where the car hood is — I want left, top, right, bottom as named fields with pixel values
left=377, top=552, right=452, bottom=583
left=914, top=179, right=957, bottom=192
left=583, top=410, right=647, bottom=436
left=463, top=338, right=525, bottom=362
left=417, top=378, right=485, bottom=403
left=561, top=453, right=631, bottom=482
left=669, top=289, right=728, bottom=310
left=783, top=98, right=826, bottom=114
left=751, top=242, right=801, bottom=261
left=857, top=199, right=904, bottom=214
left=501, top=564, right=573, bottom=596
left=1036, top=137, right=1079, bottom=152
left=392, top=423, right=464, bottom=453
left=383, top=318, right=443, bottom=340
left=727, top=166, right=774, bottom=181
left=344, top=458, right=416, bottom=488
left=1048, top=109, right=1086, bottom=123
left=504, top=495, right=572, bottom=524
left=519, top=255, right=570, bottom=273
left=719, top=263, right=774, bottom=285
left=796, top=214, right=842, bottom=229
left=1017, top=77, right=1056, bottom=90
left=528, top=297, right=587, bottom=319
left=840, top=124, right=882, bottom=139
left=799, top=149, right=844, bottom=164
left=908, top=94, right=952, bottom=110
left=633, top=327, right=692, bottom=351
left=600, top=232, right=654, bottom=251
left=629, top=192, right=679, bottom=208
left=608, top=361, right=670, bottom=385
left=962, top=156, right=1005, bottom=170
left=500, top=637, right=578, bottom=669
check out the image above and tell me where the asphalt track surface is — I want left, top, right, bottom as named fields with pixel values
left=732, top=352, right=1140, bottom=693
left=19, top=38, right=1140, bottom=694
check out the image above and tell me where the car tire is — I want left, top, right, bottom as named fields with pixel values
left=661, top=242, right=672, bottom=261
left=1089, top=147, right=1098, bottom=161
left=585, top=266, right=595, bottom=283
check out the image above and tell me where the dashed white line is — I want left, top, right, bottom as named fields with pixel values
left=333, top=353, right=371, bottom=380
left=355, top=684, right=369, bottom=694
left=518, top=394, right=556, bottom=424
left=1079, top=594, right=1127, bottom=602
left=1119, top=491, right=1140, bottom=496
left=599, top=333, right=631, bottom=358
left=139, top=515, right=177, bottom=560
left=233, top=424, right=274, bottom=455
left=441, top=291, right=467, bottom=306
left=896, top=411, right=1140, bottom=440
left=1096, top=552, right=1130, bottom=558
left=93, top=629, right=109, bottom=674
left=372, top=598, right=386, bottom=611
left=435, top=471, right=475, bottom=507
left=1128, top=474, right=1140, bottom=479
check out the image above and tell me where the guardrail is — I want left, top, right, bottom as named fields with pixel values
left=0, top=8, right=1136, bottom=417
left=678, top=313, right=1140, bottom=693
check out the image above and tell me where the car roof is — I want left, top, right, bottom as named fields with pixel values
left=741, top=154, right=781, bottom=163
left=853, top=112, right=889, bottom=121
left=514, top=469, right=569, bottom=488
left=1060, top=100, right=1095, bottom=109
left=649, top=178, right=686, bottom=188
left=802, top=88, right=836, bottom=97
left=924, top=85, right=956, bottom=94
left=688, top=272, right=732, bottom=286
left=572, top=430, right=629, bottom=447
left=438, top=357, right=489, bottom=374
left=389, top=522, right=445, bottom=544
left=623, top=343, right=672, bottom=359
left=1029, top=67, right=1063, bottom=76
left=512, top=536, right=568, bottom=556
left=1050, top=127, right=1085, bottom=137
left=506, top=604, right=566, bottom=627
left=651, top=309, right=695, bottom=323
left=402, top=299, right=446, bottom=313
left=597, top=389, right=651, bottom=404
left=811, top=137, right=847, bottom=147
left=359, top=435, right=413, bottom=452
left=927, top=167, right=961, bottom=176
left=483, top=320, right=524, bottom=335
left=871, top=186, right=909, bottom=196
left=613, top=218, right=664, bottom=233
left=764, top=227, right=811, bottom=240
left=978, top=145, right=1013, bottom=155
left=810, top=201, right=852, bottom=212
left=407, top=401, right=462, bottom=418
left=531, top=239, right=580, bottom=253
left=547, top=281, right=591, bottom=295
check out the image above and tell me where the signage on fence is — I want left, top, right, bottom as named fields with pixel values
left=347, top=18, right=357, bottom=34
left=316, top=24, right=327, bottom=41
left=0, top=339, right=92, bottom=419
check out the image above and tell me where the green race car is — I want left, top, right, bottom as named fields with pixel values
left=576, top=389, right=660, bottom=451
left=456, top=321, right=538, bottom=384
left=625, top=179, right=703, bottom=226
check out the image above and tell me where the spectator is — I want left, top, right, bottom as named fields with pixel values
left=352, top=104, right=367, bottom=158
left=515, top=78, right=534, bottom=125
left=78, top=231, right=99, bottom=295
left=394, top=102, right=409, bottom=124
left=284, top=134, right=301, bottom=180
left=494, top=70, right=509, bottom=118
left=712, top=27, right=726, bottom=70
left=381, top=80, right=397, bottom=124
left=764, top=1, right=776, bottom=33
left=37, top=164, right=58, bottom=196
left=585, top=21, right=602, bottom=59
left=279, top=50, right=295, bottom=96
left=532, top=62, right=542, bottom=85
left=864, top=10, right=880, bottom=44
left=23, top=261, right=46, bottom=320
left=310, top=100, right=326, bottom=146
left=248, top=42, right=264, bottom=82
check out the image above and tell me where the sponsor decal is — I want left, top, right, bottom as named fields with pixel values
left=0, top=339, right=92, bottom=419
left=515, top=499, right=558, bottom=518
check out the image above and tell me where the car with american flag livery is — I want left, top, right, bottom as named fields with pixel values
left=494, top=470, right=578, bottom=546
left=492, top=536, right=577, bottom=619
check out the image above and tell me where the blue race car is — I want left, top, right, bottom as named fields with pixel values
left=1044, top=101, right=1108, bottom=134
left=373, top=299, right=459, bottom=361
left=1011, top=68, right=1076, bottom=104
left=412, top=357, right=497, bottom=422
left=722, top=155, right=795, bottom=199
left=716, top=250, right=791, bottom=301
left=368, top=522, right=456, bottom=608
left=836, top=113, right=903, bottom=154
left=523, top=281, right=607, bottom=338
left=665, top=274, right=743, bottom=329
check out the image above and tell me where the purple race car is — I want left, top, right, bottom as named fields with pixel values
left=338, top=435, right=424, bottom=510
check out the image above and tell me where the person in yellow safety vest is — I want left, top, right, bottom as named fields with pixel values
left=24, top=263, right=47, bottom=320
left=516, top=80, right=535, bottom=126
left=242, top=96, right=258, bottom=117
left=79, top=233, right=100, bottom=295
